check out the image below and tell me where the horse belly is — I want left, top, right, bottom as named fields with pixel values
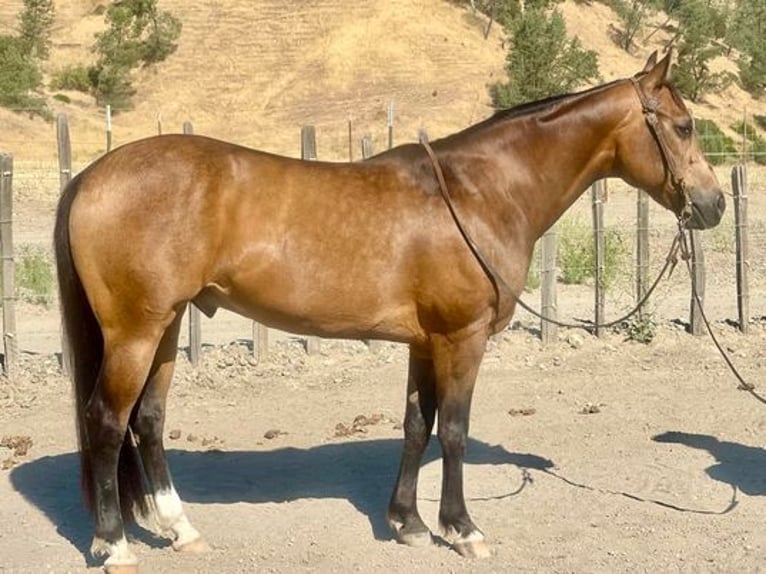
left=200, top=263, right=424, bottom=344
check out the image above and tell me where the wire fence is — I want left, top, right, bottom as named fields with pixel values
left=1, top=111, right=765, bottom=364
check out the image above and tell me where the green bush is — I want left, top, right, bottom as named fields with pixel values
left=0, top=34, right=50, bottom=119
left=557, top=218, right=627, bottom=289
left=623, top=312, right=656, bottom=344
left=15, top=244, right=54, bottom=305
left=50, top=64, right=92, bottom=92
left=491, top=7, right=599, bottom=108
left=89, top=64, right=135, bottom=109
left=526, top=244, right=541, bottom=291
left=731, top=119, right=766, bottom=166
left=695, top=118, right=736, bottom=165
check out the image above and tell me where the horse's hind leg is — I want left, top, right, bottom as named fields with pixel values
left=432, top=329, right=490, bottom=558
left=387, top=349, right=437, bottom=546
left=131, top=309, right=208, bottom=553
left=87, top=329, right=165, bottom=573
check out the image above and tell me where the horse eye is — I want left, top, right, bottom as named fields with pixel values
left=675, top=123, right=693, bottom=138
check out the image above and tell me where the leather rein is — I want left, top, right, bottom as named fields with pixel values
left=421, top=76, right=765, bottom=403
left=420, top=76, right=687, bottom=332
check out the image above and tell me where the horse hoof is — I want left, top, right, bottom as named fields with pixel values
left=453, top=539, right=492, bottom=559
left=104, top=565, right=139, bottom=574
left=397, top=529, right=433, bottom=547
left=173, top=537, right=211, bottom=554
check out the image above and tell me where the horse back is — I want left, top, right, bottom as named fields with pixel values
left=66, top=134, right=496, bottom=344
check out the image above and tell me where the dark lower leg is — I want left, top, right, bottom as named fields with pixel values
left=432, top=331, right=489, bottom=556
left=87, top=340, right=158, bottom=566
left=131, top=313, right=204, bottom=549
left=437, top=405, right=478, bottom=538
left=388, top=351, right=437, bottom=544
left=87, top=397, right=131, bottom=551
left=132, top=313, right=181, bottom=499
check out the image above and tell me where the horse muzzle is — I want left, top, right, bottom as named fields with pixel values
left=684, top=187, right=726, bottom=230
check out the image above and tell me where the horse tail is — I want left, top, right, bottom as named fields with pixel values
left=54, top=175, right=148, bottom=520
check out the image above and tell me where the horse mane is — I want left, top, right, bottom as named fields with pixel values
left=441, top=79, right=626, bottom=141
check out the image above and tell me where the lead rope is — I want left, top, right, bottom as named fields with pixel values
left=421, top=140, right=681, bottom=332
left=676, top=224, right=766, bottom=404
left=422, top=141, right=762, bottom=403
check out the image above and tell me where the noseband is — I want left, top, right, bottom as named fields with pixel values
left=629, top=76, right=693, bottom=224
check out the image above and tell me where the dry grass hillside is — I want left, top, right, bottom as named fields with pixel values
left=0, top=0, right=762, bottom=162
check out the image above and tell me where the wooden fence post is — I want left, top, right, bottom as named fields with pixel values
left=56, top=114, right=72, bottom=191
left=347, top=116, right=353, bottom=162
left=57, top=114, right=72, bottom=373
left=106, top=104, right=113, bottom=152
left=183, top=121, right=202, bottom=366
left=301, top=126, right=320, bottom=355
left=0, top=154, right=17, bottom=375
left=540, top=226, right=558, bottom=345
left=591, top=180, right=605, bottom=336
left=636, top=189, right=650, bottom=317
left=361, top=134, right=373, bottom=159
left=301, top=125, right=317, bottom=161
left=732, top=164, right=749, bottom=333
left=688, top=230, right=706, bottom=336
left=387, top=101, right=395, bottom=149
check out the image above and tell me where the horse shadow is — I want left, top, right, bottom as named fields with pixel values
left=9, top=437, right=553, bottom=557
left=652, top=431, right=766, bottom=496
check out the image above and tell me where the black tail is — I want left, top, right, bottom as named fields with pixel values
left=54, top=175, right=148, bottom=521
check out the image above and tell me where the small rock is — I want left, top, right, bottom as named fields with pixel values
left=566, top=333, right=584, bottom=349
left=168, top=429, right=182, bottom=440
left=580, top=403, right=602, bottom=415
left=508, top=408, right=537, bottom=417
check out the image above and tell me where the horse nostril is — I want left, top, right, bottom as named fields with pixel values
left=717, top=192, right=726, bottom=214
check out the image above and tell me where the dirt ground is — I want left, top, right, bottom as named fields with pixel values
left=1, top=168, right=766, bottom=573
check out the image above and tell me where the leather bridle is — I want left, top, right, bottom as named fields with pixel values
left=629, top=75, right=693, bottom=225
left=419, top=76, right=697, bottom=332
left=420, top=79, right=764, bottom=404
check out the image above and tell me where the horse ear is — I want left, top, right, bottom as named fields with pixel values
left=642, top=51, right=658, bottom=73
left=639, top=48, right=674, bottom=90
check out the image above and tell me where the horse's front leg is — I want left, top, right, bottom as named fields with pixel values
left=432, top=327, right=491, bottom=558
left=388, top=349, right=438, bottom=546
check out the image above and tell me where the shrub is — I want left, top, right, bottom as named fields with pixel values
left=695, top=118, right=736, bottom=165
left=91, top=0, right=181, bottom=110
left=15, top=244, right=54, bottom=305
left=526, top=244, right=541, bottom=291
left=50, top=64, right=92, bottom=92
left=0, top=34, right=50, bottom=119
left=731, top=120, right=766, bottom=165
left=623, top=312, right=657, bottom=344
left=731, top=120, right=766, bottom=166
left=557, top=218, right=627, bottom=289
left=491, top=7, right=599, bottom=108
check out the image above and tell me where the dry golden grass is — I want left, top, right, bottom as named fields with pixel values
left=0, top=0, right=762, bottom=164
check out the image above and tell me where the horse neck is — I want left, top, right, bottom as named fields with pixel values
left=442, top=82, right=630, bottom=241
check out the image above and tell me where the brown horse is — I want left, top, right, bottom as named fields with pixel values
left=55, top=52, right=723, bottom=572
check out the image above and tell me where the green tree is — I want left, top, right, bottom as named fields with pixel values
left=728, top=0, right=766, bottom=96
left=673, top=0, right=731, bottom=102
left=18, top=0, right=55, bottom=60
left=91, top=0, right=182, bottom=108
left=611, top=0, right=658, bottom=52
left=491, top=7, right=600, bottom=107
left=0, top=35, right=48, bottom=118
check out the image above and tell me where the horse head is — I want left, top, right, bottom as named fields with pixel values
left=614, top=50, right=725, bottom=230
